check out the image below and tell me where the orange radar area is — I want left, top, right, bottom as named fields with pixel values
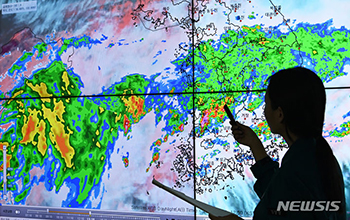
left=20, top=110, right=48, bottom=156
left=20, top=113, right=38, bottom=143
left=0, top=154, right=12, bottom=171
left=18, top=93, right=75, bottom=168
left=123, top=96, right=146, bottom=122
left=55, top=132, right=75, bottom=168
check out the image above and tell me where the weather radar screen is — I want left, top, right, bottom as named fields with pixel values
left=1, top=0, right=350, bottom=219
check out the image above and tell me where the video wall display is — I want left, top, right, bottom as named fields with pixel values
left=1, top=0, right=350, bottom=218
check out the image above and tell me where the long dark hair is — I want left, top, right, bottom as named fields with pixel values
left=267, top=67, right=344, bottom=205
